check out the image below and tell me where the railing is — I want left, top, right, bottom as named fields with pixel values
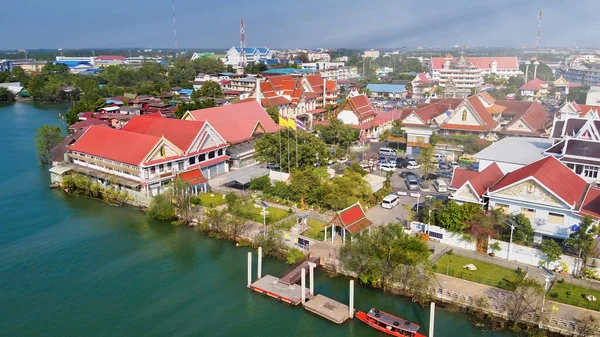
left=442, top=268, right=520, bottom=290
left=550, top=294, right=600, bottom=311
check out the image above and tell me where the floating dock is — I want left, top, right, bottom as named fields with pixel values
left=249, top=275, right=310, bottom=305
left=303, top=294, right=351, bottom=324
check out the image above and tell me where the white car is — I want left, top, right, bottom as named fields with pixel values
left=450, top=162, right=460, bottom=169
left=406, top=161, right=421, bottom=170
left=379, top=163, right=396, bottom=172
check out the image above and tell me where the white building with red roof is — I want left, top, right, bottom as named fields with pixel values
left=336, top=90, right=377, bottom=126
left=519, top=78, right=548, bottom=101
left=411, top=73, right=433, bottom=99
left=61, top=116, right=230, bottom=200
left=431, top=55, right=522, bottom=90
left=449, top=162, right=504, bottom=205
left=183, top=101, right=280, bottom=169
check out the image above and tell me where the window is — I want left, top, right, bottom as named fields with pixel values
left=189, top=157, right=196, bottom=165
left=461, top=110, right=467, bottom=121
left=218, top=148, right=224, bottom=156
left=584, top=165, right=598, bottom=178
left=495, top=203, right=510, bottom=213
left=209, top=151, right=215, bottom=159
left=428, top=231, right=443, bottom=240
left=567, top=163, right=575, bottom=170
left=166, top=162, right=172, bottom=170
left=158, top=164, right=164, bottom=173
left=575, top=164, right=583, bottom=175
left=199, top=154, right=206, bottom=162
left=548, top=212, right=565, bottom=225
left=178, top=161, right=184, bottom=170
left=150, top=166, right=156, bottom=174
left=521, top=207, right=536, bottom=221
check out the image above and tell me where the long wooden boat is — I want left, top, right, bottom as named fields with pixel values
left=356, top=308, right=426, bottom=337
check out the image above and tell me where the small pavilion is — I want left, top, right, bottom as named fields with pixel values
left=325, top=202, right=373, bottom=244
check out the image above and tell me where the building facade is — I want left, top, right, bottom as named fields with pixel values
left=431, top=55, right=521, bottom=89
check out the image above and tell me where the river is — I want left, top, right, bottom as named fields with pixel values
left=0, top=102, right=511, bottom=337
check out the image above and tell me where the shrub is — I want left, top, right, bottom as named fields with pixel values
left=286, top=248, right=306, bottom=265
left=147, top=194, right=177, bottom=221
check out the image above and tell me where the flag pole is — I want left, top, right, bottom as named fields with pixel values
left=295, top=121, right=298, bottom=169
left=287, top=124, right=290, bottom=173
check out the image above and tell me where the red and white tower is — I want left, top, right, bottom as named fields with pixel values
left=239, top=15, right=247, bottom=68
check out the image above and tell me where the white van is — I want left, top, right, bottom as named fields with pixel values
left=433, top=179, right=448, bottom=192
left=381, top=194, right=400, bottom=209
left=434, top=153, right=446, bottom=162
left=378, top=147, right=397, bottom=157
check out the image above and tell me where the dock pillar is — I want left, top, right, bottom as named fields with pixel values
left=429, top=302, right=435, bottom=337
left=349, top=280, right=354, bottom=318
left=301, top=268, right=306, bottom=304
left=257, top=247, right=263, bottom=279
left=324, top=226, right=327, bottom=242
left=308, top=262, right=316, bottom=295
left=247, top=252, right=252, bottom=288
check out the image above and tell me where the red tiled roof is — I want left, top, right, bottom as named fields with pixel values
left=187, top=101, right=279, bottom=144
left=179, top=169, right=207, bottom=185
left=122, top=116, right=208, bottom=153
left=450, top=169, right=477, bottom=190
left=431, top=57, right=518, bottom=70
left=578, top=187, right=600, bottom=219
left=415, top=73, right=432, bottom=84
left=337, top=203, right=373, bottom=233
left=69, top=118, right=108, bottom=130
left=306, top=109, right=326, bottom=115
left=440, top=124, right=487, bottom=131
left=574, top=104, right=600, bottom=117
left=468, top=163, right=504, bottom=196
left=466, top=95, right=498, bottom=130
left=520, top=78, right=546, bottom=91
left=489, top=156, right=588, bottom=207
left=69, top=125, right=161, bottom=166
left=347, top=94, right=377, bottom=120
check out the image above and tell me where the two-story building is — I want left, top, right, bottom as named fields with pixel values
left=519, top=78, right=548, bottom=101
left=59, top=116, right=229, bottom=199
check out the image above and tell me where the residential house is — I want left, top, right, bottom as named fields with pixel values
left=400, top=98, right=462, bottom=150
left=519, top=78, right=548, bottom=101
left=182, top=101, right=280, bottom=169
left=365, top=84, right=407, bottom=99
left=411, top=73, right=433, bottom=99
left=60, top=116, right=229, bottom=200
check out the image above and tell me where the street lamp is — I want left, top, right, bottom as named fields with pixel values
left=539, top=275, right=551, bottom=328
left=506, top=218, right=517, bottom=261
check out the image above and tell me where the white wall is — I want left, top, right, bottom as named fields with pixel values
left=488, top=239, right=577, bottom=274
left=411, top=222, right=476, bottom=250
left=337, top=110, right=359, bottom=125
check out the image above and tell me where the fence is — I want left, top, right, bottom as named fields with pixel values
left=441, top=268, right=521, bottom=290
left=558, top=273, right=600, bottom=292
left=550, top=293, right=600, bottom=312
left=445, top=246, right=530, bottom=274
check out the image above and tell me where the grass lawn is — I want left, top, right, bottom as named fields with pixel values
left=434, top=254, right=524, bottom=290
left=301, top=219, right=328, bottom=240
left=550, top=282, right=600, bottom=311
left=276, top=219, right=295, bottom=231
left=195, top=193, right=226, bottom=207
left=235, top=203, right=290, bottom=225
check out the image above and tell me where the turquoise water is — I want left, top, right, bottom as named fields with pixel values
left=0, top=102, right=511, bottom=337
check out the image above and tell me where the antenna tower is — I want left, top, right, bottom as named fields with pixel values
left=536, top=9, right=542, bottom=58
left=172, top=0, right=178, bottom=49
left=240, top=15, right=247, bottom=68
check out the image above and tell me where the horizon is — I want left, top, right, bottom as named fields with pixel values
left=2, top=0, right=599, bottom=50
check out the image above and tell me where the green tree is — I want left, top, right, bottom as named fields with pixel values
left=417, top=146, right=436, bottom=181
left=254, top=130, right=330, bottom=172
left=398, top=58, right=424, bottom=73
left=35, top=125, right=63, bottom=165
left=0, top=87, right=15, bottom=102
left=435, top=200, right=480, bottom=233
left=499, top=213, right=534, bottom=245
left=171, top=177, right=192, bottom=224
left=175, top=99, right=216, bottom=119
left=265, top=106, right=280, bottom=123
left=339, top=222, right=430, bottom=291
left=483, top=74, right=507, bottom=86
left=286, top=247, right=306, bottom=265
left=317, top=118, right=359, bottom=148
left=576, top=314, right=600, bottom=337
left=567, top=86, right=590, bottom=104
left=244, top=63, right=268, bottom=74
left=193, top=80, right=223, bottom=99
left=192, top=57, right=226, bottom=74
left=540, top=239, right=562, bottom=267
left=567, top=215, right=597, bottom=258
left=519, top=62, right=554, bottom=82
left=254, top=226, right=286, bottom=259
left=505, top=278, right=544, bottom=326
left=147, top=194, right=177, bottom=221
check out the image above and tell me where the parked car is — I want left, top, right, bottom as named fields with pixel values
left=266, top=163, right=281, bottom=171
left=405, top=175, right=419, bottom=190
left=433, top=179, right=448, bottom=192
left=378, top=147, right=397, bottom=157
left=434, top=153, right=446, bottom=162
left=406, top=161, right=421, bottom=170
left=396, top=158, right=408, bottom=168
left=468, top=162, right=479, bottom=171
left=378, top=156, right=388, bottom=165
left=421, top=173, right=439, bottom=180
left=387, top=157, right=397, bottom=166
left=379, top=163, right=396, bottom=172
left=412, top=202, right=426, bottom=212
left=438, top=171, right=453, bottom=179
left=381, top=194, right=400, bottom=209
left=458, top=155, right=476, bottom=164
left=450, top=162, right=460, bottom=169
left=399, top=171, right=417, bottom=178
left=439, top=162, right=451, bottom=170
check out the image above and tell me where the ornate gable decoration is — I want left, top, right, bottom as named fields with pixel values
left=492, top=179, right=565, bottom=208
left=454, top=183, right=480, bottom=203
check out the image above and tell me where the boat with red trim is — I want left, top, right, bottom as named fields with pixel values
left=356, top=308, right=426, bottom=337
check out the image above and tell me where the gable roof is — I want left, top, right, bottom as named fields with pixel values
left=122, top=116, right=208, bottom=153
left=503, top=101, right=548, bottom=135
left=345, top=94, right=377, bottom=121
left=69, top=125, right=162, bottom=166
left=336, top=202, right=373, bottom=234
left=578, top=187, right=600, bottom=219
left=489, top=156, right=588, bottom=207
left=185, top=101, right=279, bottom=144
left=520, top=78, right=547, bottom=91
left=450, top=163, right=503, bottom=197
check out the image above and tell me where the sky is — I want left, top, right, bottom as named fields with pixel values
left=1, top=0, right=598, bottom=50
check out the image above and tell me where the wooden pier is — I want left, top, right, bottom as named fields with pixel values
left=247, top=250, right=353, bottom=324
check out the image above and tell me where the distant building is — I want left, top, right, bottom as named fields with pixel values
left=336, top=90, right=377, bottom=126
left=519, top=78, right=548, bottom=101
left=411, top=73, right=433, bottom=98
left=363, top=50, right=380, bottom=59
left=431, top=55, right=521, bottom=90
left=308, top=50, right=330, bottom=62
left=555, top=65, right=600, bottom=87
left=586, top=86, right=600, bottom=106
left=223, top=47, right=272, bottom=69
left=365, top=84, right=406, bottom=99
left=95, top=55, right=127, bottom=67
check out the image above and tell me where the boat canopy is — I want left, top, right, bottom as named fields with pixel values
left=367, top=309, right=420, bottom=333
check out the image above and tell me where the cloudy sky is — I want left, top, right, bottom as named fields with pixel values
left=0, top=0, right=597, bottom=49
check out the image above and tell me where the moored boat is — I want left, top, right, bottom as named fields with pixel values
left=356, top=308, right=426, bottom=337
